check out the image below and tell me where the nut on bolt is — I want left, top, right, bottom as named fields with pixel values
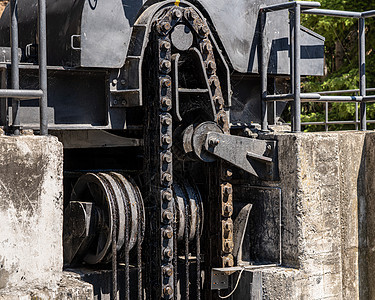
left=160, top=60, right=171, bottom=72
left=161, top=116, right=172, bottom=126
left=161, top=78, right=171, bottom=88
left=162, top=190, right=173, bottom=202
left=172, top=8, right=182, bottom=18
left=163, top=285, right=173, bottom=297
left=162, top=152, right=173, bottom=163
left=161, top=97, right=172, bottom=108
left=163, top=265, right=173, bottom=277
left=162, top=135, right=172, bottom=145
left=163, top=210, right=173, bottom=222
left=164, top=247, right=173, bottom=259
left=160, top=41, right=171, bottom=51
left=159, top=22, right=171, bottom=33
left=162, top=172, right=173, bottom=184
left=163, top=227, right=173, bottom=239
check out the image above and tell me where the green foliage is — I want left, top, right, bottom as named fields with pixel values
left=298, top=0, right=375, bottom=131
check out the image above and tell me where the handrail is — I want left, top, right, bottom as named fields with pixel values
left=1, top=0, right=48, bottom=135
left=260, top=1, right=374, bottom=132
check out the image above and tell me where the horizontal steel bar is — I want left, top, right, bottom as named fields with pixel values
left=316, top=88, right=375, bottom=95
left=363, top=95, right=375, bottom=102
left=303, top=8, right=362, bottom=18
left=265, top=93, right=320, bottom=102
left=362, top=10, right=375, bottom=18
left=0, top=89, right=43, bottom=99
left=261, top=1, right=320, bottom=12
left=316, top=95, right=363, bottom=102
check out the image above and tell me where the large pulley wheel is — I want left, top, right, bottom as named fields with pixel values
left=67, top=172, right=144, bottom=265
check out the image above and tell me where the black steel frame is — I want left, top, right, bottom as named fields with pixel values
left=260, top=1, right=375, bottom=132
left=4, top=0, right=47, bottom=135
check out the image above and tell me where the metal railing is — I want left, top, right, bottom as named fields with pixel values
left=4, top=0, right=47, bottom=135
left=260, top=1, right=375, bottom=132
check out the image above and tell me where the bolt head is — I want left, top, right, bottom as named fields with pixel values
left=161, top=22, right=171, bottom=32
left=163, top=266, right=173, bottom=277
left=162, top=135, right=172, bottom=145
left=161, top=60, right=171, bottom=71
left=163, top=228, right=173, bottom=239
left=163, top=210, right=173, bottom=221
left=161, top=97, right=172, bottom=108
left=164, top=248, right=173, bottom=259
left=163, top=153, right=173, bottom=163
left=161, top=78, right=171, bottom=88
left=225, top=169, right=233, bottom=178
left=160, top=41, right=171, bottom=50
left=163, top=285, right=173, bottom=296
left=172, top=8, right=182, bottom=18
left=162, top=116, right=172, bottom=126
left=162, top=191, right=173, bottom=202
left=162, top=172, right=172, bottom=183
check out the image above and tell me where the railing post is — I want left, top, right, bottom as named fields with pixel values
left=260, top=9, right=268, bottom=132
left=325, top=102, right=328, bottom=131
left=293, top=3, right=301, bottom=132
left=38, top=0, right=48, bottom=135
left=289, top=9, right=295, bottom=131
left=359, top=17, right=366, bottom=131
left=10, top=0, right=20, bottom=135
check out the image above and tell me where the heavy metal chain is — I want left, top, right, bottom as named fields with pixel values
left=153, top=5, right=234, bottom=299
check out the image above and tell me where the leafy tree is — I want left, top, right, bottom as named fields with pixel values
left=285, top=0, right=375, bottom=131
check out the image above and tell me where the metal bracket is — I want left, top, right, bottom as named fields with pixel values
left=203, top=132, right=278, bottom=180
left=70, top=35, right=82, bottom=51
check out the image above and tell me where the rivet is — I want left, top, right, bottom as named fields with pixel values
left=162, top=135, right=172, bottom=145
left=163, top=152, right=173, bottom=163
left=163, top=285, right=173, bottom=296
left=161, top=97, right=172, bottom=108
left=163, top=210, right=173, bottom=222
left=161, top=78, right=171, bottom=88
left=160, top=41, right=171, bottom=51
left=164, top=247, right=173, bottom=259
left=161, top=60, right=171, bottom=71
left=172, top=8, right=182, bottom=19
left=163, top=266, right=173, bottom=277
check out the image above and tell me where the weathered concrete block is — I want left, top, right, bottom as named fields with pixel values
left=0, top=135, right=63, bottom=289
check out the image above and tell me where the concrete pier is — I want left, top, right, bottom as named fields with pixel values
left=232, top=131, right=375, bottom=300
left=0, top=135, right=92, bottom=298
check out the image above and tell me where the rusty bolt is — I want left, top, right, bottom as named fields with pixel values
left=207, top=60, right=216, bottom=73
left=163, top=285, right=173, bottom=297
left=160, top=22, right=171, bottom=32
left=161, top=97, right=172, bottom=108
left=202, top=40, right=212, bottom=52
left=162, top=172, right=173, bottom=183
left=161, top=78, right=171, bottom=88
left=161, top=60, right=171, bottom=71
left=225, top=169, right=233, bottom=178
left=224, top=240, right=234, bottom=252
left=224, top=204, right=233, bottom=215
left=223, top=255, right=234, bottom=267
left=164, top=247, right=173, bottom=259
left=163, top=210, right=173, bottom=222
left=198, top=24, right=209, bottom=36
left=162, top=190, right=173, bottom=202
left=163, top=265, right=173, bottom=277
left=162, top=135, right=172, bottom=145
left=218, top=113, right=226, bottom=124
left=224, top=185, right=232, bottom=195
left=163, top=227, right=173, bottom=239
left=172, top=8, right=182, bottom=18
left=160, top=41, right=171, bottom=51
left=224, top=221, right=232, bottom=232
left=210, top=76, right=220, bottom=88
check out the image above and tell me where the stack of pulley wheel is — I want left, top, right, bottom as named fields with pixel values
left=63, top=172, right=145, bottom=265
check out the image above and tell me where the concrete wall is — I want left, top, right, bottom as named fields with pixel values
left=245, top=131, right=375, bottom=300
left=0, top=134, right=93, bottom=298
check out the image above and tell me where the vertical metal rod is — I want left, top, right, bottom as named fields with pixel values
left=355, top=102, right=359, bottom=130
left=359, top=17, right=366, bottom=131
left=293, top=4, right=301, bottom=132
left=273, top=101, right=277, bottom=125
left=196, top=204, right=201, bottom=300
left=325, top=102, right=329, bottom=131
left=38, top=0, right=48, bottom=135
left=260, top=10, right=268, bottom=131
left=10, top=0, right=20, bottom=135
left=0, top=70, right=7, bottom=127
left=289, top=9, right=295, bottom=131
left=184, top=198, right=190, bottom=300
